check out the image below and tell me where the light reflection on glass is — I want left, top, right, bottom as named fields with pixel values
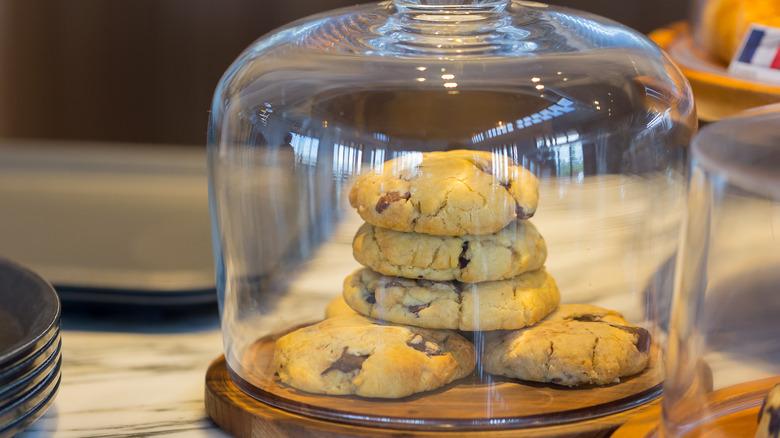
left=553, top=142, right=585, bottom=179
left=290, top=132, right=320, bottom=165
left=469, top=98, right=576, bottom=143
left=646, top=109, right=671, bottom=130
left=333, top=142, right=363, bottom=180
left=391, top=150, right=424, bottom=174
left=492, top=143, right=535, bottom=183
left=369, top=149, right=386, bottom=172
left=490, top=149, right=512, bottom=185
left=531, top=130, right=585, bottom=179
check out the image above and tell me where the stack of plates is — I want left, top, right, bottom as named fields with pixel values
left=0, top=258, right=61, bottom=437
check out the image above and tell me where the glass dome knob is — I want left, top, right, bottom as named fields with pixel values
left=392, top=0, right=510, bottom=12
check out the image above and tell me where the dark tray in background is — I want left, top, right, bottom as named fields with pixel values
left=0, top=140, right=216, bottom=306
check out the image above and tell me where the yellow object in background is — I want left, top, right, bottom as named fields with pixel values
left=698, top=0, right=780, bottom=65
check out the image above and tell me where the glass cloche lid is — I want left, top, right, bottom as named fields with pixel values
left=210, top=0, right=694, bottom=153
left=206, top=0, right=696, bottom=435
left=660, top=103, right=780, bottom=438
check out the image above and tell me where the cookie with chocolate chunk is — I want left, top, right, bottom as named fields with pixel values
left=273, top=314, right=475, bottom=398
left=756, top=383, right=780, bottom=438
left=481, top=304, right=651, bottom=387
left=348, top=149, right=539, bottom=236
left=324, top=294, right=357, bottom=318
left=352, top=220, right=547, bottom=282
left=342, top=267, right=559, bottom=331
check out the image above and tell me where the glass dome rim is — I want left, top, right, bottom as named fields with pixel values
left=690, top=103, right=780, bottom=200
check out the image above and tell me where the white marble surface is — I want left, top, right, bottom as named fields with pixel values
left=18, top=305, right=232, bottom=438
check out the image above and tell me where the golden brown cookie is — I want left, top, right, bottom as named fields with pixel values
left=273, top=314, right=475, bottom=398
left=342, top=267, right=559, bottom=331
left=481, top=304, right=651, bottom=387
left=324, top=294, right=357, bottom=318
left=348, top=150, right=539, bottom=236
left=757, top=383, right=780, bottom=438
left=352, top=220, right=546, bottom=282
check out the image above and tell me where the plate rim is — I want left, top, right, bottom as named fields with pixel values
left=0, top=258, right=61, bottom=366
left=0, top=353, right=61, bottom=427
left=0, top=337, right=61, bottom=404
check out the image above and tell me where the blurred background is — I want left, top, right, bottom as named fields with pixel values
left=0, top=0, right=692, bottom=146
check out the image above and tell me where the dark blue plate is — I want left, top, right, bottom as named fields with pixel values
left=0, top=328, right=59, bottom=384
left=0, top=356, right=61, bottom=437
left=0, top=336, right=61, bottom=407
left=0, top=258, right=61, bottom=369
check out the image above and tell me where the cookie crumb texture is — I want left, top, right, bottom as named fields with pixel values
left=757, top=383, right=780, bottom=438
left=343, top=267, right=560, bottom=331
left=348, top=150, right=539, bottom=236
left=353, top=220, right=547, bottom=282
left=482, top=304, right=650, bottom=387
left=273, top=314, right=475, bottom=398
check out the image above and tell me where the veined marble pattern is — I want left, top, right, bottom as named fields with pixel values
left=18, top=307, right=231, bottom=438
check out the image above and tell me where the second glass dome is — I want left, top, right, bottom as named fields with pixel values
left=208, top=0, right=696, bottom=433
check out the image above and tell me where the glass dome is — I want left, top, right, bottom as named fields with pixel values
left=662, top=104, right=780, bottom=437
left=207, top=0, right=695, bottom=432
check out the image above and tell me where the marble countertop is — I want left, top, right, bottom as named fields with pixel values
left=19, top=304, right=232, bottom=438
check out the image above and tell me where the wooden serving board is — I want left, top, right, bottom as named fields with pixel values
left=205, top=328, right=663, bottom=437
left=206, top=356, right=661, bottom=438
left=612, top=375, right=780, bottom=438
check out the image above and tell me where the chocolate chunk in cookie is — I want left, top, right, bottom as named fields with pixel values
left=321, top=347, right=369, bottom=375
left=375, top=191, right=411, bottom=213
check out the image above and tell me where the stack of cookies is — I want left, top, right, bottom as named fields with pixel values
left=344, top=149, right=559, bottom=332
left=273, top=150, right=651, bottom=398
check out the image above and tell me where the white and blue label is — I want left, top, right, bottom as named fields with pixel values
left=728, top=24, right=780, bottom=85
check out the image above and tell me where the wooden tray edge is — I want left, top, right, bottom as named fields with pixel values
left=205, top=355, right=660, bottom=438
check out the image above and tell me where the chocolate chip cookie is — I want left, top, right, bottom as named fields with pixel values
left=352, top=220, right=546, bottom=282
left=324, top=294, right=357, bottom=318
left=273, top=314, right=475, bottom=398
left=348, top=149, right=539, bottom=236
left=342, top=267, right=559, bottom=331
left=757, top=383, right=780, bottom=438
left=481, top=304, right=651, bottom=387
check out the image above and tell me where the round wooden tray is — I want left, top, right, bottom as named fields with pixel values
left=205, top=328, right=664, bottom=437
left=612, top=375, right=780, bottom=438
left=649, top=22, right=780, bottom=122
left=206, top=356, right=662, bottom=438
